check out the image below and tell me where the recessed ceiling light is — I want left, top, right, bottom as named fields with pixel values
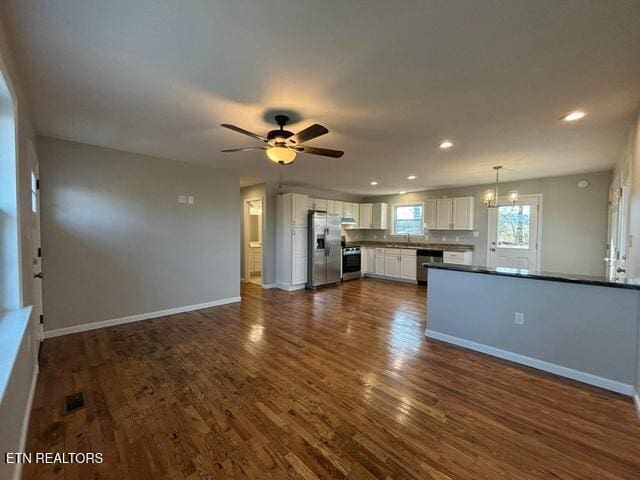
left=561, top=110, right=586, bottom=122
left=439, top=140, right=453, bottom=149
left=407, top=175, right=417, bottom=180
left=370, top=181, right=378, bottom=186
left=398, top=191, right=406, bottom=195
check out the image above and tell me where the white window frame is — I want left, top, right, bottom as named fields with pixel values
left=390, top=201, right=425, bottom=237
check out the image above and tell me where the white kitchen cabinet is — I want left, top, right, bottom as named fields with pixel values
left=444, top=250, right=473, bottom=265
left=364, top=248, right=376, bottom=274
left=452, top=197, right=474, bottom=230
left=374, top=248, right=385, bottom=275
left=436, top=198, right=453, bottom=230
left=384, top=252, right=401, bottom=278
left=360, top=204, right=373, bottom=229
left=292, top=193, right=309, bottom=227
left=326, top=200, right=336, bottom=214
left=372, top=203, right=388, bottom=229
left=359, top=203, right=387, bottom=229
left=334, top=201, right=344, bottom=216
left=400, top=255, right=416, bottom=280
left=351, top=202, right=360, bottom=227
left=425, top=199, right=437, bottom=230
left=276, top=193, right=308, bottom=290
left=315, top=198, right=327, bottom=211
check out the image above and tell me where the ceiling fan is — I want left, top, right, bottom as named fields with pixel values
left=220, top=114, right=344, bottom=165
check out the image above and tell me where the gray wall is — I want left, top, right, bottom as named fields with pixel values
left=38, top=136, right=240, bottom=332
left=0, top=19, right=39, bottom=480
left=427, top=268, right=638, bottom=391
left=364, top=171, right=611, bottom=276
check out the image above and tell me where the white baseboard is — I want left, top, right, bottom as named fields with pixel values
left=364, top=273, right=417, bottom=284
left=14, top=362, right=38, bottom=480
left=426, top=330, right=634, bottom=396
left=276, top=282, right=305, bottom=291
left=634, top=388, right=640, bottom=421
left=262, top=283, right=277, bottom=289
left=43, top=296, right=241, bottom=339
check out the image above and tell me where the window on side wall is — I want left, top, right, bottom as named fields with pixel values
left=392, top=203, right=423, bottom=235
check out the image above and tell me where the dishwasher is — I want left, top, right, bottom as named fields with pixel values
left=416, top=249, right=443, bottom=285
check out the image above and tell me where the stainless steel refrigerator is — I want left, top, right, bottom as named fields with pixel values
left=306, top=212, right=342, bottom=288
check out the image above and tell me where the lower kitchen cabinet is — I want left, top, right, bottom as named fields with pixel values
left=374, top=248, right=385, bottom=275
left=384, top=253, right=401, bottom=278
left=400, top=255, right=417, bottom=280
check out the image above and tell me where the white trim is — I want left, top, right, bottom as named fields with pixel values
left=13, top=362, right=38, bottom=480
left=43, top=297, right=241, bottom=338
left=634, top=388, right=640, bottom=421
left=486, top=193, right=543, bottom=271
left=276, top=282, right=305, bottom=291
left=426, top=330, right=634, bottom=396
left=262, top=283, right=277, bottom=289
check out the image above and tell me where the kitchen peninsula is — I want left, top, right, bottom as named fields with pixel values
left=424, top=263, right=640, bottom=396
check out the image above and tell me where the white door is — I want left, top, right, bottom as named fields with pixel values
left=606, top=180, right=630, bottom=280
left=29, top=147, right=44, bottom=339
left=384, top=254, right=401, bottom=278
left=436, top=199, right=452, bottom=230
left=488, top=196, right=540, bottom=270
left=400, top=256, right=416, bottom=280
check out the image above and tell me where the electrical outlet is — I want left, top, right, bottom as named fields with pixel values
left=442, top=236, right=446, bottom=241
left=455, top=236, right=460, bottom=242
left=473, top=231, right=480, bottom=238
left=514, top=312, right=524, bottom=325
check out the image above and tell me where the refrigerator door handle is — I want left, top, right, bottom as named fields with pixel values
left=325, top=228, right=330, bottom=256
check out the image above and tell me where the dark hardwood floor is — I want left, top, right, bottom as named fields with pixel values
left=24, top=279, right=640, bottom=479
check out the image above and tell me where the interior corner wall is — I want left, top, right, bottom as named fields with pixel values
left=37, top=136, right=241, bottom=333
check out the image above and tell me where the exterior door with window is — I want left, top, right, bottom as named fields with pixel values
left=488, top=196, right=540, bottom=270
left=29, top=145, right=44, bottom=339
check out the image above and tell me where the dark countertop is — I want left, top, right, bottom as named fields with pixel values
left=346, top=241, right=474, bottom=252
left=423, top=262, right=640, bottom=290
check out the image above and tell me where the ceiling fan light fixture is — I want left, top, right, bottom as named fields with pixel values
left=266, top=146, right=296, bottom=164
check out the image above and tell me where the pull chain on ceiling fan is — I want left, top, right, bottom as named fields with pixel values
left=220, top=114, right=344, bottom=165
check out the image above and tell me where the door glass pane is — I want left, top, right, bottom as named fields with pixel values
left=497, top=205, right=530, bottom=249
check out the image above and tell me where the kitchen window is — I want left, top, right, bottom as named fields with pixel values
left=392, top=203, right=423, bottom=235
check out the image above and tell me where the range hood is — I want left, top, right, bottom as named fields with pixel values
left=341, top=216, right=356, bottom=225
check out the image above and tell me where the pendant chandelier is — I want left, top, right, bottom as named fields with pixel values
left=484, top=166, right=518, bottom=208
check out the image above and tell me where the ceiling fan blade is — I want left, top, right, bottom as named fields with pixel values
left=221, top=124, right=268, bottom=142
left=295, top=146, right=344, bottom=158
left=286, top=124, right=329, bottom=145
left=221, top=147, right=267, bottom=152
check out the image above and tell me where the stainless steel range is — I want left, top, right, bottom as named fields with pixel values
left=341, top=246, right=361, bottom=281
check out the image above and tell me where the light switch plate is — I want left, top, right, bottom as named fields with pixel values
left=515, top=312, right=524, bottom=325
left=187, top=195, right=194, bottom=205
left=178, top=195, right=187, bottom=204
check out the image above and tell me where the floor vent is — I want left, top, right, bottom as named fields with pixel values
left=63, top=392, right=85, bottom=415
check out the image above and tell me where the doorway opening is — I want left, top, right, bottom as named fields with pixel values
left=487, top=194, right=542, bottom=271
left=243, top=198, right=263, bottom=286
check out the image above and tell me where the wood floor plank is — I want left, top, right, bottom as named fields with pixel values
left=21, top=279, right=640, bottom=479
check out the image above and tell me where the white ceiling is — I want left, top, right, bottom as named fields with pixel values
left=3, top=1, right=640, bottom=194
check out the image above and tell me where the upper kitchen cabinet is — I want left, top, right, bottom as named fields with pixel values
left=425, top=199, right=437, bottom=229
left=359, top=203, right=373, bottom=229
left=436, top=198, right=453, bottom=230
left=343, top=202, right=360, bottom=229
left=452, top=197, right=474, bottom=230
left=433, top=197, right=474, bottom=230
left=359, top=203, right=387, bottom=229
left=292, top=193, right=309, bottom=227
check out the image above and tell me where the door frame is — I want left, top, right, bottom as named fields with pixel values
left=243, top=196, right=263, bottom=285
left=486, top=193, right=543, bottom=271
